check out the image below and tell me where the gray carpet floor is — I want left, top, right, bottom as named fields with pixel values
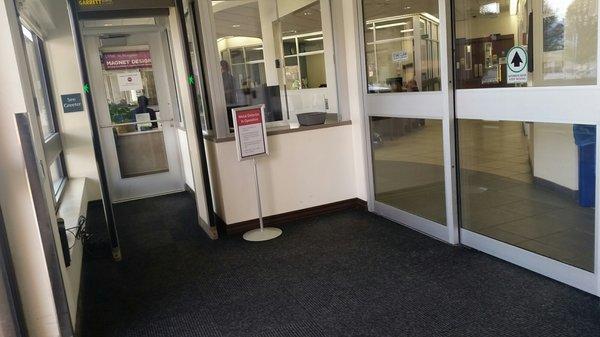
left=80, top=192, right=600, bottom=337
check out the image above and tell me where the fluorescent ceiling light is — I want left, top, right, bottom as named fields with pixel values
left=304, top=36, right=323, bottom=41
left=480, top=2, right=500, bottom=15
left=401, top=29, right=414, bottom=33
left=510, top=0, right=518, bottom=15
left=369, top=22, right=408, bottom=30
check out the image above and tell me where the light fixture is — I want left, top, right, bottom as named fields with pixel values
left=400, top=29, right=414, bottom=33
left=479, top=2, right=500, bottom=15
left=509, top=0, right=518, bottom=15
left=304, top=36, right=324, bottom=41
left=369, top=22, right=408, bottom=30
left=232, top=24, right=240, bottom=28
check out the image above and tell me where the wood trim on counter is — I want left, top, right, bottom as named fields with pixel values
left=217, top=198, right=367, bottom=236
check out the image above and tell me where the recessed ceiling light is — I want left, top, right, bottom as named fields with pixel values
left=480, top=2, right=500, bottom=15
left=232, top=24, right=240, bottom=28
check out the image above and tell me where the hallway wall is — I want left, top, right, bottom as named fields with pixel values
left=0, top=0, right=62, bottom=335
left=44, top=2, right=102, bottom=201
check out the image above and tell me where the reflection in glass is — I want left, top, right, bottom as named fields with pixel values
left=454, top=0, right=597, bottom=88
left=100, top=48, right=170, bottom=179
left=22, top=26, right=55, bottom=139
left=363, top=0, right=441, bottom=93
left=280, top=1, right=328, bottom=90
left=371, top=118, right=446, bottom=225
left=212, top=0, right=284, bottom=125
left=49, top=159, right=65, bottom=196
left=459, top=120, right=595, bottom=271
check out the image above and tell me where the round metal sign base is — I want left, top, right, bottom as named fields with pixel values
left=243, top=227, right=283, bottom=242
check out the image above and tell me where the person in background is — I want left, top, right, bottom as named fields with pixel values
left=131, top=95, right=158, bottom=129
left=405, top=79, right=419, bottom=92
left=221, top=60, right=238, bottom=105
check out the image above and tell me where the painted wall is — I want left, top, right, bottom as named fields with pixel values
left=341, top=0, right=368, bottom=201
left=533, top=123, right=579, bottom=190
left=168, top=7, right=214, bottom=236
left=44, top=2, right=102, bottom=201
left=0, top=0, right=61, bottom=335
left=208, top=125, right=357, bottom=224
left=177, top=129, right=195, bottom=190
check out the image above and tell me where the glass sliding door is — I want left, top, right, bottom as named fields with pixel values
left=453, top=0, right=599, bottom=294
left=361, top=0, right=457, bottom=242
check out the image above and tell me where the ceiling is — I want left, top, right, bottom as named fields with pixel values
left=214, top=1, right=262, bottom=38
left=279, top=2, right=322, bottom=36
left=454, top=0, right=511, bottom=21
left=213, top=0, right=323, bottom=39
left=363, top=0, right=439, bottom=21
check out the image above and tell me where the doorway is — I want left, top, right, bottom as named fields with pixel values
left=84, top=27, right=185, bottom=202
left=360, top=0, right=458, bottom=243
left=360, top=0, right=600, bottom=295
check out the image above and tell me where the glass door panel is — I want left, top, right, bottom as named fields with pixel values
left=459, top=120, right=595, bottom=272
left=361, top=0, right=456, bottom=242
left=371, top=118, right=446, bottom=225
left=453, top=0, right=599, bottom=294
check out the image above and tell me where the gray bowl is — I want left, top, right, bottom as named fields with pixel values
left=297, top=112, right=327, bottom=126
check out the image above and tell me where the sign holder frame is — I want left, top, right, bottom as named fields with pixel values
left=232, top=105, right=282, bottom=242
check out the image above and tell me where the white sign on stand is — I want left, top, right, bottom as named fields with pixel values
left=507, top=46, right=528, bottom=84
left=232, top=105, right=282, bottom=242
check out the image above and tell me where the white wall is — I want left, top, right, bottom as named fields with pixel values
left=44, top=2, right=102, bottom=201
left=341, top=0, right=368, bottom=201
left=208, top=125, right=357, bottom=224
left=533, top=123, right=579, bottom=190
left=0, top=0, right=61, bottom=335
left=177, top=129, right=195, bottom=189
left=168, top=7, right=215, bottom=237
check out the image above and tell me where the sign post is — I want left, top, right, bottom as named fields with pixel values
left=232, top=105, right=282, bottom=242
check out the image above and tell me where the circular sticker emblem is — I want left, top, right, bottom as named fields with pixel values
left=507, top=46, right=527, bottom=73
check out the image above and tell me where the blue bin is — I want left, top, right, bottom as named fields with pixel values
left=573, top=125, right=596, bottom=207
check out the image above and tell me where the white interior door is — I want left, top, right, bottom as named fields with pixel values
left=85, top=30, right=185, bottom=202
left=360, top=0, right=458, bottom=243
left=453, top=0, right=600, bottom=295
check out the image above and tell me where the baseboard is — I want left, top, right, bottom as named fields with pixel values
left=184, top=183, right=196, bottom=198
left=533, top=176, right=578, bottom=202
left=218, top=198, right=367, bottom=236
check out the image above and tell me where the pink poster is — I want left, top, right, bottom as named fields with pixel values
left=102, top=50, right=152, bottom=70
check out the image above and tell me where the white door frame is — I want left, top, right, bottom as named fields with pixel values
left=357, top=0, right=459, bottom=244
left=84, top=27, right=186, bottom=202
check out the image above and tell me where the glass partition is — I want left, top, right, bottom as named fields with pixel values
left=100, top=49, right=170, bottom=178
left=459, top=120, right=595, bottom=271
left=363, top=0, right=441, bottom=93
left=454, top=0, right=598, bottom=88
left=371, top=118, right=446, bottom=225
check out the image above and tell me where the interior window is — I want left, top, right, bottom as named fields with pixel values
left=210, top=0, right=338, bottom=131
left=362, top=0, right=441, bottom=93
left=22, top=25, right=67, bottom=203
left=454, top=0, right=598, bottom=88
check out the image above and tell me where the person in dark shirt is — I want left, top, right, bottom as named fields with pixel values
left=131, top=95, right=158, bottom=129
left=221, top=60, right=238, bottom=106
